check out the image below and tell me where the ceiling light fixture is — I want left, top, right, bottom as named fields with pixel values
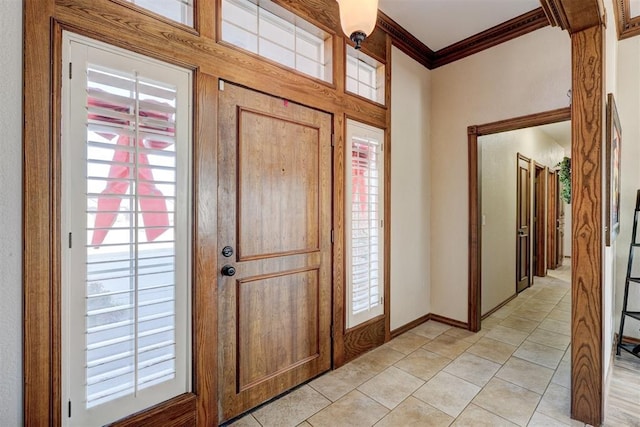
left=336, top=0, right=379, bottom=50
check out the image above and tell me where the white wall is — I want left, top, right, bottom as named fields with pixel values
left=603, top=0, right=619, bottom=388
left=615, top=37, right=640, bottom=344
left=0, top=0, right=23, bottom=425
left=430, top=27, right=571, bottom=322
left=390, top=47, right=432, bottom=330
left=480, top=128, right=565, bottom=315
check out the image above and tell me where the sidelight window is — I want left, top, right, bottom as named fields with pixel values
left=346, top=120, right=385, bottom=328
left=61, top=33, right=192, bottom=426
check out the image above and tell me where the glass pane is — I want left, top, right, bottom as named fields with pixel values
left=221, top=0, right=332, bottom=83
left=127, top=0, right=194, bottom=27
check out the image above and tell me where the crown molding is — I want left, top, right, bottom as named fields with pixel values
left=377, top=8, right=550, bottom=70
left=614, top=0, right=640, bottom=39
left=376, top=11, right=434, bottom=69
left=431, top=8, right=550, bottom=68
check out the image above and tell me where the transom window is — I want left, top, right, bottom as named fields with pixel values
left=123, top=0, right=194, bottom=26
left=221, top=0, right=333, bottom=83
left=346, top=45, right=385, bottom=104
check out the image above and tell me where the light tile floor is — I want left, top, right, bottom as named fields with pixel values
left=227, top=263, right=640, bottom=427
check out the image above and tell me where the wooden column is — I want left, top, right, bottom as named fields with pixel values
left=570, top=23, right=604, bottom=426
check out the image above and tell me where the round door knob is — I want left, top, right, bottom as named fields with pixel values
left=221, top=265, right=236, bottom=276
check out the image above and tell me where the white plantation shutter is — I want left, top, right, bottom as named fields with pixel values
left=62, top=33, right=191, bottom=426
left=346, top=120, right=384, bottom=328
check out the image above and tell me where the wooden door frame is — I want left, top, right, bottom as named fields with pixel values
left=468, top=107, right=571, bottom=332
left=23, top=1, right=391, bottom=424
left=533, top=162, right=547, bottom=278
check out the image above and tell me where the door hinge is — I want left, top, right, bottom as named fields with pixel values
left=68, top=400, right=72, bottom=418
left=218, top=79, right=225, bottom=91
left=331, top=229, right=334, bottom=243
left=331, top=134, right=335, bottom=147
left=380, top=219, right=384, bottom=228
left=69, top=62, right=72, bottom=79
left=330, top=324, right=334, bottom=339
left=68, top=232, right=72, bottom=249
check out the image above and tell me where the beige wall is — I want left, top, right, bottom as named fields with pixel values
left=0, top=0, right=22, bottom=425
left=603, top=0, right=620, bottom=382
left=615, top=37, right=640, bottom=343
left=390, top=47, right=432, bottom=330
left=430, top=27, right=571, bottom=322
left=480, top=128, right=565, bottom=315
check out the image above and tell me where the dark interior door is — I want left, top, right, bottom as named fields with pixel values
left=557, top=191, right=565, bottom=266
left=217, top=82, right=333, bottom=423
left=534, top=164, right=547, bottom=277
left=516, top=154, right=531, bottom=292
left=547, top=171, right=558, bottom=269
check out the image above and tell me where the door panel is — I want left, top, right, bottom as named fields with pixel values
left=217, top=83, right=332, bottom=423
left=516, top=155, right=531, bottom=293
left=237, top=110, right=320, bottom=259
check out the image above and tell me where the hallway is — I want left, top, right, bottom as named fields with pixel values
left=227, top=262, right=639, bottom=426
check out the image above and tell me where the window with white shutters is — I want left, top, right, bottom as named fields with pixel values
left=346, top=120, right=384, bottom=328
left=124, top=0, right=194, bottom=26
left=221, top=0, right=333, bottom=83
left=61, top=33, right=191, bottom=426
left=346, top=45, right=385, bottom=104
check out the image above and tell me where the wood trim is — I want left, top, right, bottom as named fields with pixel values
left=332, top=113, right=346, bottom=368
left=390, top=312, right=470, bottom=338
left=613, top=0, right=640, bottom=40
left=468, top=129, right=481, bottom=332
left=376, top=11, right=433, bottom=69
left=429, top=314, right=469, bottom=330
left=23, top=0, right=56, bottom=425
left=540, top=0, right=571, bottom=30
left=620, top=334, right=640, bottom=345
left=109, top=394, right=196, bottom=427
left=378, top=8, right=549, bottom=70
left=467, top=107, right=571, bottom=334
left=481, top=294, right=518, bottom=320
left=570, top=24, right=604, bottom=426
left=192, top=72, right=218, bottom=426
left=343, top=317, right=386, bottom=363
left=475, top=107, right=571, bottom=135
left=431, top=8, right=550, bottom=69
left=383, top=35, right=392, bottom=343
left=544, top=0, right=604, bottom=33
left=390, top=314, right=430, bottom=338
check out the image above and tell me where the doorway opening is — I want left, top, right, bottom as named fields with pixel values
left=467, top=107, right=571, bottom=331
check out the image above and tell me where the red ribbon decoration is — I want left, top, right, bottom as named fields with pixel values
left=88, top=93, right=174, bottom=246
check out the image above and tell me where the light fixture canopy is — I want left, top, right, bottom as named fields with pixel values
left=336, top=0, right=379, bottom=49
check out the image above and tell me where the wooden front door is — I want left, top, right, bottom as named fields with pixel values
left=516, top=154, right=531, bottom=293
left=217, top=82, right=333, bottom=422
